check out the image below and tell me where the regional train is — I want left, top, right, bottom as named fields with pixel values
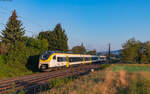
left=39, top=51, right=102, bottom=71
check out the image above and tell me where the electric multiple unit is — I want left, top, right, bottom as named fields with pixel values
left=39, top=51, right=101, bottom=71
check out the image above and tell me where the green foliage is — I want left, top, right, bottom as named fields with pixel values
left=38, top=31, right=55, bottom=50
left=38, top=23, right=68, bottom=51
left=0, top=61, right=33, bottom=78
left=26, top=37, right=49, bottom=52
left=49, top=77, right=74, bottom=89
left=142, top=41, right=150, bottom=63
left=18, top=90, right=26, bottom=94
left=72, top=43, right=86, bottom=54
left=0, top=10, right=69, bottom=79
left=111, top=65, right=150, bottom=72
left=0, top=40, right=42, bottom=78
left=121, top=38, right=150, bottom=64
left=87, top=49, right=96, bottom=55
left=0, top=42, right=8, bottom=54
left=121, top=38, right=141, bottom=63
left=54, top=24, right=68, bottom=51
left=0, top=37, right=49, bottom=78
left=0, top=55, right=6, bottom=64
left=99, top=64, right=110, bottom=70
left=6, top=39, right=44, bottom=72
left=6, top=42, right=28, bottom=64
left=0, top=10, right=25, bottom=47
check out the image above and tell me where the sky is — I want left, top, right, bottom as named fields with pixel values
left=0, top=0, right=150, bottom=52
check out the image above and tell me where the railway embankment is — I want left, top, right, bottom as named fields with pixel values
left=0, top=63, right=108, bottom=94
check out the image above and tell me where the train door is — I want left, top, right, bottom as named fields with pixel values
left=52, top=55, right=57, bottom=67
left=56, top=55, right=66, bottom=67
left=90, top=56, right=92, bottom=64
left=60, top=57, right=65, bottom=67
left=66, top=56, right=69, bottom=67
left=56, top=55, right=62, bottom=67
left=83, top=56, right=85, bottom=64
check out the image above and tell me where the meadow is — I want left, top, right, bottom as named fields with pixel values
left=40, top=64, right=150, bottom=94
left=111, top=64, right=150, bottom=72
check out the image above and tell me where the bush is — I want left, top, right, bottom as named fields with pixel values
left=49, top=77, right=74, bottom=89
left=0, top=37, right=49, bottom=78
left=0, top=55, right=6, bottom=64
left=26, top=38, right=49, bottom=52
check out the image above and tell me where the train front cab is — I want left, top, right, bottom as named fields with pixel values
left=39, top=52, right=56, bottom=70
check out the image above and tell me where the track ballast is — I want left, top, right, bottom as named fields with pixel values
left=0, top=63, right=102, bottom=94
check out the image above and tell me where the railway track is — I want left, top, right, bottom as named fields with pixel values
left=0, top=63, right=101, bottom=94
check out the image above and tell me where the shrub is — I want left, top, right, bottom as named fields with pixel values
left=0, top=38, right=49, bottom=78
left=0, top=55, right=6, bottom=64
left=26, top=38, right=49, bottom=52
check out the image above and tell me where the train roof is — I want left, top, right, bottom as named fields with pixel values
left=42, top=51, right=98, bottom=56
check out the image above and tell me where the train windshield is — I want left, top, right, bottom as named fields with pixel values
left=40, top=51, right=53, bottom=60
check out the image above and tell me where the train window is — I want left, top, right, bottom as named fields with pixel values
left=85, top=57, right=90, bottom=61
left=53, top=55, right=56, bottom=60
left=85, top=57, right=87, bottom=61
left=57, top=57, right=66, bottom=62
left=40, top=51, right=53, bottom=60
left=92, top=57, right=98, bottom=60
left=69, top=57, right=82, bottom=62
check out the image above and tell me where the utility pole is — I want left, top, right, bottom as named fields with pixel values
left=108, top=43, right=111, bottom=63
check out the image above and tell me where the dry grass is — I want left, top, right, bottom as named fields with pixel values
left=40, top=64, right=150, bottom=94
left=138, top=72, right=150, bottom=80
left=96, top=72, right=117, bottom=94
left=119, top=70, right=128, bottom=87
left=96, top=70, right=128, bottom=94
left=41, top=71, right=129, bottom=94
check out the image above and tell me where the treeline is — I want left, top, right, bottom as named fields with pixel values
left=0, top=10, right=68, bottom=77
left=38, top=24, right=68, bottom=51
left=71, top=43, right=97, bottom=55
left=121, top=38, right=150, bottom=64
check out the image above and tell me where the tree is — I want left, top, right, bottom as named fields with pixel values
left=0, top=10, right=25, bottom=47
left=120, top=38, right=150, bottom=64
left=87, top=49, right=96, bottom=55
left=26, top=37, right=49, bottom=52
left=140, top=42, right=150, bottom=64
left=38, top=31, right=56, bottom=50
left=72, top=43, right=86, bottom=54
left=121, top=38, right=141, bottom=63
left=0, top=42, right=8, bottom=54
left=53, top=24, right=68, bottom=51
left=38, top=23, right=68, bottom=51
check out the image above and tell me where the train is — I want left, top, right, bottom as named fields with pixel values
left=39, top=51, right=103, bottom=71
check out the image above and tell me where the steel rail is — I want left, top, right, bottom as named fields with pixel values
left=0, top=63, right=101, bottom=94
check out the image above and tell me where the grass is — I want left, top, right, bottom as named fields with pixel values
left=0, top=55, right=34, bottom=80
left=5, top=64, right=110, bottom=94
left=0, top=63, right=33, bottom=80
left=111, top=64, right=150, bottom=72
left=40, top=64, right=150, bottom=94
left=38, top=64, right=110, bottom=94
left=2, top=64, right=150, bottom=94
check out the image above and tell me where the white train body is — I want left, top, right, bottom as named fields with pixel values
left=39, top=51, right=101, bottom=70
